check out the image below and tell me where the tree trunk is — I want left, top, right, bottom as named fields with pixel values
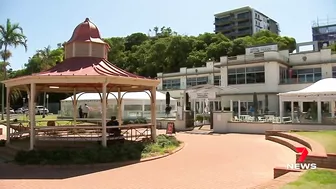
left=1, top=45, right=7, bottom=120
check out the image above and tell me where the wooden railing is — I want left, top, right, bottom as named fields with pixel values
left=9, top=123, right=152, bottom=142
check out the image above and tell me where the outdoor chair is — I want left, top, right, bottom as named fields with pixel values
left=233, top=116, right=241, bottom=122
left=272, top=117, right=281, bottom=123
left=264, top=115, right=275, bottom=122
left=257, top=116, right=265, bottom=122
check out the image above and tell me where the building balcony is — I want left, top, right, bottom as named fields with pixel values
left=236, top=16, right=251, bottom=22
left=235, top=30, right=252, bottom=37
left=236, top=22, right=252, bottom=29
left=214, top=19, right=233, bottom=26
left=279, top=78, right=317, bottom=85
left=221, top=52, right=289, bottom=65
left=215, top=25, right=234, bottom=32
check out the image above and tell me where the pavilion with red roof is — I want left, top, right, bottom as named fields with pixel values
left=2, top=18, right=160, bottom=150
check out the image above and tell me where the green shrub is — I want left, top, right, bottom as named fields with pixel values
left=0, top=140, right=6, bottom=146
left=14, top=135, right=180, bottom=165
left=195, top=115, right=203, bottom=122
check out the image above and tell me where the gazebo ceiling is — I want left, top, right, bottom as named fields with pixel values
left=13, top=83, right=152, bottom=93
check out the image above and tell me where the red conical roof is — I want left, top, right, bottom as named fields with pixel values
left=67, top=18, right=107, bottom=45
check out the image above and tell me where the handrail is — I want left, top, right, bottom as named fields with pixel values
left=34, top=124, right=152, bottom=130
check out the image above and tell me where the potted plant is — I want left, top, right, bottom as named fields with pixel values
left=203, top=114, right=211, bottom=124
left=195, top=115, right=203, bottom=126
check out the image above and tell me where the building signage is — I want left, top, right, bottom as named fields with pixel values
left=190, top=92, right=216, bottom=99
left=245, top=44, right=278, bottom=55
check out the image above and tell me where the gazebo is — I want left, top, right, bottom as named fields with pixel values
left=2, top=18, right=160, bottom=150
left=278, top=78, right=336, bottom=123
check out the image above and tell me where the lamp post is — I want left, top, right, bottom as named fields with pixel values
left=42, top=92, right=46, bottom=118
left=22, top=97, right=25, bottom=115
left=46, top=94, right=49, bottom=111
left=195, top=69, right=198, bottom=86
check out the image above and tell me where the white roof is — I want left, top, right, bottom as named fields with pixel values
left=62, top=91, right=177, bottom=101
left=279, top=78, right=336, bottom=96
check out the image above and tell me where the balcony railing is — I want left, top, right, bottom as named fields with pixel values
left=227, top=53, right=289, bottom=64
left=279, top=78, right=320, bottom=84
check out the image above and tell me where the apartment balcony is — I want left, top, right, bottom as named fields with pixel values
left=236, top=22, right=252, bottom=29
left=214, top=18, right=233, bottom=26
left=215, top=25, right=234, bottom=32
left=235, top=15, right=251, bottom=22
left=235, top=30, right=252, bottom=37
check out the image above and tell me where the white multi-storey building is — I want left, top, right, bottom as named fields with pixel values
left=214, top=6, right=280, bottom=39
left=157, top=44, right=336, bottom=115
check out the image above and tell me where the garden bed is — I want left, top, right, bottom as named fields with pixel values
left=14, top=134, right=181, bottom=165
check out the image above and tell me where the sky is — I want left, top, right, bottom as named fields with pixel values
left=1, top=0, right=336, bottom=70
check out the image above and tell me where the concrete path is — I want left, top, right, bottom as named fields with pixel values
left=0, top=133, right=295, bottom=189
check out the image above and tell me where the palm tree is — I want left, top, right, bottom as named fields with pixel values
left=0, top=18, right=27, bottom=120
left=36, top=46, right=63, bottom=71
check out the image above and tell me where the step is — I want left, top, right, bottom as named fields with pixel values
left=266, top=135, right=312, bottom=154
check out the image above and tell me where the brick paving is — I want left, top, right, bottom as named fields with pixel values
left=0, top=133, right=295, bottom=189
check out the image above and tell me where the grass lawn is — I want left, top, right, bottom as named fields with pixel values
left=0, top=114, right=92, bottom=127
left=295, top=131, right=336, bottom=153
left=282, top=169, right=336, bottom=189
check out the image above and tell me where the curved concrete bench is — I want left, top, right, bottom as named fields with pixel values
left=265, top=131, right=327, bottom=157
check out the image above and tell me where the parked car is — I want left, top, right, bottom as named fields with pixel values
left=15, top=107, right=28, bottom=114
left=35, top=106, right=49, bottom=115
left=4, top=107, right=15, bottom=114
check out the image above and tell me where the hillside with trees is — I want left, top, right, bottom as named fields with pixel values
left=10, top=27, right=296, bottom=79
left=2, top=23, right=296, bottom=105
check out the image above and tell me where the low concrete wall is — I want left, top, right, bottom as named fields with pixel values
left=300, top=153, right=336, bottom=169
left=223, top=122, right=336, bottom=134
left=266, top=131, right=336, bottom=171
left=273, top=167, right=302, bottom=179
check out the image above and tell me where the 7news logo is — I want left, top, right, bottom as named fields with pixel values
left=286, top=147, right=317, bottom=170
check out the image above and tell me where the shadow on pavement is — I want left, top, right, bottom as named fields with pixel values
left=0, top=160, right=140, bottom=179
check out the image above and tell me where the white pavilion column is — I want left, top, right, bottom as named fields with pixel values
left=150, top=87, right=157, bottom=141
left=230, top=100, right=233, bottom=112
left=101, top=83, right=107, bottom=147
left=238, top=100, right=241, bottom=117
left=72, top=88, right=77, bottom=127
left=317, top=100, right=322, bottom=123
left=299, top=101, right=303, bottom=111
left=29, top=83, right=36, bottom=150
left=117, top=88, right=122, bottom=126
left=291, top=101, right=294, bottom=121
left=193, top=99, right=196, bottom=121
left=279, top=97, right=283, bottom=123
left=6, top=87, right=11, bottom=144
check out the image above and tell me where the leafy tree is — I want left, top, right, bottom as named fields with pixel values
left=0, top=19, right=27, bottom=119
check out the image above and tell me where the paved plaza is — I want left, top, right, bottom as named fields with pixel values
left=0, top=132, right=295, bottom=189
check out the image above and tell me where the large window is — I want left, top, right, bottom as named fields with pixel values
left=279, top=66, right=288, bottom=84
left=162, top=79, right=180, bottom=90
left=228, top=66, right=265, bottom=85
left=292, top=68, right=321, bottom=83
left=187, top=76, right=208, bottom=87
left=214, top=75, right=221, bottom=86
left=333, top=67, right=336, bottom=78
